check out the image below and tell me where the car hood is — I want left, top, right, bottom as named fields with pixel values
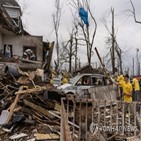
left=57, top=83, right=72, bottom=90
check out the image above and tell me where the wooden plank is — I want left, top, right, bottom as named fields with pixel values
left=54, top=102, right=61, bottom=111
left=23, top=100, right=51, bottom=118
left=15, top=86, right=47, bottom=95
left=14, top=106, right=22, bottom=112
left=6, top=94, right=20, bottom=123
left=6, top=86, right=24, bottom=123
left=34, top=133, right=59, bottom=140
left=19, top=63, right=42, bottom=71
left=9, top=133, right=28, bottom=140
left=20, top=59, right=42, bottom=64
left=60, top=102, right=73, bottom=141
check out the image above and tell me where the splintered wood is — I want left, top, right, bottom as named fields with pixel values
left=34, top=133, right=59, bottom=140
left=0, top=74, right=61, bottom=141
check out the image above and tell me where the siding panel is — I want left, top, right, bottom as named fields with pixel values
left=4, top=7, right=20, bottom=18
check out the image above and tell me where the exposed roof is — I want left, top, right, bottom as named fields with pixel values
left=0, top=0, right=20, bottom=7
left=0, top=0, right=27, bottom=35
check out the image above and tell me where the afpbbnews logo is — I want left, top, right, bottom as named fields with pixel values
left=90, top=122, right=138, bottom=134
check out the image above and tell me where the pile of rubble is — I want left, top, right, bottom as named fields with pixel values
left=0, top=67, right=64, bottom=141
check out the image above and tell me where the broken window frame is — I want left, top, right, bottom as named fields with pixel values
left=23, top=46, right=37, bottom=60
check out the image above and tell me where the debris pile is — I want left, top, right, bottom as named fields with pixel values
left=0, top=68, right=63, bottom=141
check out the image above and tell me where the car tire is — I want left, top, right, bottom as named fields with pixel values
left=66, top=92, right=75, bottom=100
left=66, top=92, right=74, bottom=95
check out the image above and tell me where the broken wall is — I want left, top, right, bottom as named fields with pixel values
left=2, top=35, right=43, bottom=61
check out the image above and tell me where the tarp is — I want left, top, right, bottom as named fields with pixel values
left=79, top=7, right=89, bottom=27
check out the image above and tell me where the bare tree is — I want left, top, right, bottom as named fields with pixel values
left=102, top=8, right=123, bottom=74
left=129, top=0, right=141, bottom=75
left=60, top=27, right=78, bottom=73
left=52, top=0, right=62, bottom=71
left=130, top=0, right=141, bottom=24
left=74, top=24, right=78, bottom=72
left=70, top=0, right=97, bottom=68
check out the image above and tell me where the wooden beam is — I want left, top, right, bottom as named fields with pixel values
left=23, top=100, right=51, bottom=118
left=6, top=86, right=24, bottom=123
left=34, top=133, right=59, bottom=140
left=15, top=86, right=47, bottom=95
left=20, top=59, right=42, bottom=64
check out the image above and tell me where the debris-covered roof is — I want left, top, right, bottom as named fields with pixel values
left=0, top=0, right=28, bottom=35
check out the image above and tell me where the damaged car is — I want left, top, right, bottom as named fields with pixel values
left=57, top=73, right=112, bottom=96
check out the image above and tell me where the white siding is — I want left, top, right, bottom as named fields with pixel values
left=3, top=35, right=43, bottom=61
left=4, top=7, right=21, bottom=18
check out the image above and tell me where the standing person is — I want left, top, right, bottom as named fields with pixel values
left=122, top=74, right=133, bottom=125
left=132, top=77, right=140, bottom=101
left=122, top=74, right=133, bottom=103
left=117, top=74, right=124, bottom=100
left=112, top=74, right=133, bottom=117
left=62, top=75, right=68, bottom=84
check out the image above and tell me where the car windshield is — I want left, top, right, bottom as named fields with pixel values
left=69, top=74, right=82, bottom=84
left=53, top=78, right=61, bottom=85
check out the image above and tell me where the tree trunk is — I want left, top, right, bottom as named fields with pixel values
left=69, top=36, right=73, bottom=73
left=111, top=8, right=115, bottom=75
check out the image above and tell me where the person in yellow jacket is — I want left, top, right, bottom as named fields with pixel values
left=132, top=77, right=140, bottom=101
left=62, top=76, right=68, bottom=84
left=112, top=74, right=133, bottom=102
left=117, top=74, right=124, bottom=100
left=122, top=74, right=133, bottom=103
left=117, top=74, right=124, bottom=83
left=50, top=79, right=53, bottom=85
left=112, top=74, right=133, bottom=118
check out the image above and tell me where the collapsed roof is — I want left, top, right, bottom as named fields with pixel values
left=0, top=0, right=28, bottom=35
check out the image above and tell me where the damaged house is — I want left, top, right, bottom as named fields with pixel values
left=0, top=0, right=54, bottom=71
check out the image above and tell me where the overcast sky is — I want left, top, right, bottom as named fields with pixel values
left=18, top=0, right=141, bottom=74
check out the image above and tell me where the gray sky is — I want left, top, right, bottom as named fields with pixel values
left=18, top=0, right=141, bottom=74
